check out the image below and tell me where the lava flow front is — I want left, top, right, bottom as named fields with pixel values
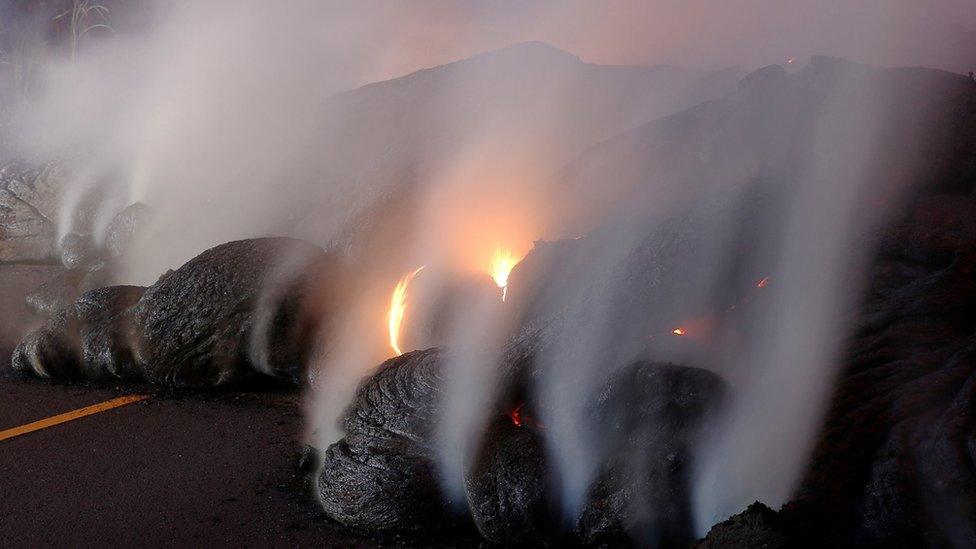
left=388, top=266, right=425, bottom=356
left=485, top=246, right=522, bottom=301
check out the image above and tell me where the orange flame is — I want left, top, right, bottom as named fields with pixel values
left=388, top=266, right=425, bottom=356
left=485, top=246, right=522, bottom=301
left=672, top=328, right=686, bottom=336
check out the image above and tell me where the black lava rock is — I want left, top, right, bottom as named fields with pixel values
left=316, top=348, right=460, bottom=533
left=459, top=361, right=726, bottom=546
left=12, top=285, right=146, bottom=379
left=104, top=202, right=151, bottom=258
left=463, top=412, right=556, bottom=544
left=296, top=444, right=320, bottom=474
left=15, top=237, right=337, bottom=389
left=11, top=307, right=78, bottom=378
left=575, top=362, right=727, bottom=546
left=797, top=194, right=976, bottom=546
left=129, top=237, right=334, bottom=387
left=76, top=285, right=147, bottom=379
left=24, top=268, right=87, bottom=316
left=25, top=261, right=113, bottom=316
left=59, top=232, right=98, bottom=269
left=694, top=502, right=817, bottom=549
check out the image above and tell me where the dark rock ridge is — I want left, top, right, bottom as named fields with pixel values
left=793, top=191, right=976, bottom=546
left=759, top=65, right=976, bottom=547
left=316, top=350, right=726, bottom=545
left=554, top=56, right=976, bottom=237
left=317, top=42, right=743, bottom=265
left=13, top=237, right=337, bottom=387
left=695, top=502, right=818, bottom=548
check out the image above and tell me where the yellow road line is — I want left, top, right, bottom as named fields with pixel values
left=0, top=394, right=149, bottom=442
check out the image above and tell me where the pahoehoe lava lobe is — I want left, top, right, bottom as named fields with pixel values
left=12, top=237, right=338, bottom=388
left=130, top=237, right=336, bottom=387
left=316, top=348, right=460, bottom=533
left=315, top=346, right=728, bottom=544
left=462, top=361, right=726, bottom=545
left=576, top=362, right=727, bottom=546
left=463, top=409, right=555, bottom=544
left=13, top=285, right=146, bottom=379
left=76, top=285, right=149, bottom=379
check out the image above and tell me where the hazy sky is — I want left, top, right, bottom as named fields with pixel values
left=345, top=0, right=976, bottom=84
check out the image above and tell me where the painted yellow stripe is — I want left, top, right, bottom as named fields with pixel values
left=0, top=394, right=149, bottom=442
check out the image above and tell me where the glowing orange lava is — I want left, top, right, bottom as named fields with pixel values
left=672, top=328, right=686, bottom=336
left=485, top=246, right=522, bottom=301
left=388, top=266, right=425, bottom=356
left=510, top=403, right=524, bottom=427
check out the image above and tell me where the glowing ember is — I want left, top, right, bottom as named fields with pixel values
left=510, top=403, right=524, bottom=427
left=756, top=276, right=770, bottom=288
left=485, top=246, right=522, bottom=301
left=672, top=328, right=686, bottom=336
left=509, top=403, right=545, bottom=429
left=388, top=266, right=425, bottom=356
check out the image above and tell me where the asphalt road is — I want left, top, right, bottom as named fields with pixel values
left=0, top=374, right=494, bottom=548
left=0, top=377, right=339, bottom=547
left=0, top=265, right=481, bottom=547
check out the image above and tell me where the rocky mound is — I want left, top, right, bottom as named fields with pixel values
left=695, top=502, right=818, bottom=548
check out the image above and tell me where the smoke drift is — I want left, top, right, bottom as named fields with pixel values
left=4, top=0, right=975, bottom=544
